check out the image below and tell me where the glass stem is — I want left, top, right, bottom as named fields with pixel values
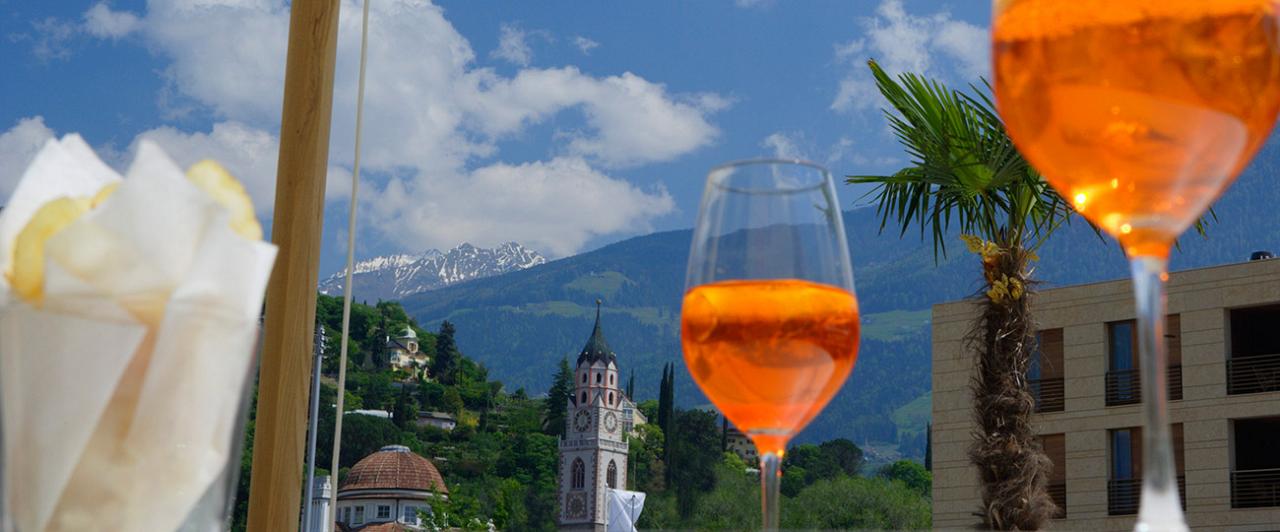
left=1130, top=256, right=1187, bottom=532
left=760, top=450, right=781, bottom=531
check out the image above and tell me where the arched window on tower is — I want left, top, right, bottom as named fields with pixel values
left=608, top=392, right=614, bottom=405
left=610, top=374, right=614, bottom=385
left=582, top=372, right=587, bottom=383
left=596, top=372, right=602, bottom=384
left=580, top=391, right=587, bottom=404
left=572, top=459, right=586, bottom=490
left=607, top=460, right=618, bottom=489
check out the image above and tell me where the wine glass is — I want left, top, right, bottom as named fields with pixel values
left=681, top=160, right=860, bottom=530
left=993, top=2, right=1280, bottom=530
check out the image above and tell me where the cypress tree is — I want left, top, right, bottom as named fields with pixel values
left=545, top=356, right=574, bottom=438
left=657, top=364, right=670, bottom=430
left=721, top=416, right=729, bottom=452
left=431, top=320, right=458, bottom=383
left=626, top=370, right=635, bottom=399
left=925, top=423, right=933, bottom=471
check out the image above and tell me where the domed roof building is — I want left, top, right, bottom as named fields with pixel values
left=334, top=445, right=447, bottom=531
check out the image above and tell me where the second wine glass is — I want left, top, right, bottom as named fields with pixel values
left=681, top=160, right=860, bottom=530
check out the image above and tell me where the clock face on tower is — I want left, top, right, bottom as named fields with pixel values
left=566, top=492, right=588, bottom=518
left=574, top=410, right=591, bottom=433
left=604, top=411, right=618, bottom=433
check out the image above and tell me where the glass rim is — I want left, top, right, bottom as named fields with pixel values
left=707, top=158, right=832, bottom=194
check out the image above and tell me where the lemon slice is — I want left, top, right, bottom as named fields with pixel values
left=185, top=160, right=263, bottom=241
left=7, top=196, right=92, bottom=303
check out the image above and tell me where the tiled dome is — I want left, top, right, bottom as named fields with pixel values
left=339, top=445, right=448, bottom=494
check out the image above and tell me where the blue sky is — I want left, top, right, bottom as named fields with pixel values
left=0, top=0, right=991, bottom=274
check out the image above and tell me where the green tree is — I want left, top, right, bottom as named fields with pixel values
left=431, top=320, right=459, bottom=384
left=848, top=60, right=1073, bottom=529
left=819, top=438, right=864, bottom=477
left=393, top=386, right=417, bottom=430
left=880, top=459, right=932, bottom=498
left=784, top=443, right=840, bottom=486
left=443, top=387, right=464, bottom=417
left=627, top=423, right=666, bottom=493
left=925, top=423, right=933, bottom=471
left=418, top=380, right=445, bottom=410
left=782, top=475, right=931, bottom=530
left=361, top=372, right=394, bottom=410
left=668, top=409, right=720, bottom=518
left=544, top=356, right=574, bottom=438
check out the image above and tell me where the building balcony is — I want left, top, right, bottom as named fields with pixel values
left=1107, top=476, right=1185, bottom=516
left=1104, top=366, right=1183, bottom=406
left=1226, top=353, right=1280, bottom=395
left=1031, top=377, right=1065, bottom=413
left=1231, top=468, right=1280, bottom=508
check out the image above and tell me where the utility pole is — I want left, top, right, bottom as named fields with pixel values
left=301, top=323, right=326, bottom=532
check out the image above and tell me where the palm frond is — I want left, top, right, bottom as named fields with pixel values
left=849, top=60, right=1084, bottom=259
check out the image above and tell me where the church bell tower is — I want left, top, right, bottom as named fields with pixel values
left=558, top=301, right=629, bottom=531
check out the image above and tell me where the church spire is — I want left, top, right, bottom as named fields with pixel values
left=576, top=299, right=616, bottom=367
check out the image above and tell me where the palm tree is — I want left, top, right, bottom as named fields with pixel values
left=849, top=60, right=1072, bottom=530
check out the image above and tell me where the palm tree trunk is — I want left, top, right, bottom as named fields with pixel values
left=967, top=244, right=1057, bottom=530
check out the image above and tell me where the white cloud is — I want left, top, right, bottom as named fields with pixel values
left=762, top=132, right=806, bottom=160
left=935, top=20, right=989, bottom=79
left=831, top=0, right=989, bottom=113
left=572, top=36, right=599, bottom=55
left=364, top=157, right=673, bottom=257
left=491, top=23, right=533, bottom=66
left=83, top=2, right=142, bottom=39
left=22, top=17, right=79, bottom=62
left=49, top=0, right=719, bottom=256
left=0, top=117, right=57, bottom=201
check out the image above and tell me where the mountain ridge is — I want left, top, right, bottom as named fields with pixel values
left=319, top=241, right=546, bottom=301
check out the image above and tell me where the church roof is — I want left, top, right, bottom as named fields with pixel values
left=339, top=445, right=448, bottom=495
left=577, top=300, right=617, bottom=367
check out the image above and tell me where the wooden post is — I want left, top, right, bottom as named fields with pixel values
left=245, top=1, right=341, bottom=531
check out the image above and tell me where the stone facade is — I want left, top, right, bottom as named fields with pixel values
left=932, top=258, right=1280, bottom=531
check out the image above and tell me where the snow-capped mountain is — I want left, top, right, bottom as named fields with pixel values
left=319, top=242, right=546, bottom=300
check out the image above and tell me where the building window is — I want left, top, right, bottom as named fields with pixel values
left=1109, top=425, right=1185, bottom=515
left=1106, top=321, right=1139, bottom=405
left=402, top=505, right=417, bottom=523
left=582, top=372, right=587, bottom=383
left=607, top=460, right=618, bottom=489
left=343, top=507, right=351, bottom=524
left=610, top=374, right=614, bottom=385
left=377, top=505, right=391, bottom=519
left=1231, top=417, right=1280, bottom=507
left=1039, top=433, right=1067, bottom=517
left=580, top=391, right=587, bottom=404
left=572, top=458, right=586, bottom=490
left=354, top=505, right=365, bottom=525
left=608, top=392, right=614, bottom=405
left=596, top=372, right=602, bottom=383
left=1031, top=329, right=1064, bottom=412
left=1228, top=305, right=1280, bottom=395
left=1107, top=317, right=1183, bottom=405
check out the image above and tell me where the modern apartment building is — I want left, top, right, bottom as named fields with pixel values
left=932, top=257, right=1280, bottom=530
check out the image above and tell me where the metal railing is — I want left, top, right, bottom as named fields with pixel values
left=1047, top=482, right=1067, bottom=518
left=1031, top=377, right=1065, bottom=413
left=1105, top=366, right=1184, bottom=406
left=1108, top=476, right=1185, bottom=515
left=1227, top=353, right=1280, bottom=395
left=1232, top=468, right=1280, bottom=508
